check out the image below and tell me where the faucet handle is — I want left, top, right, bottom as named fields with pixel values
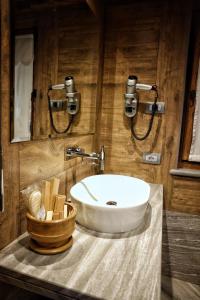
left=66, top=145, right=75, bottom=153
left=74, top=146, right=85, bottom=154
left=65, top=145, right=85, bottom=155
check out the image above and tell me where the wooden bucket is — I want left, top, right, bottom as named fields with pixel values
left=26, top=202, right=76, bottom=255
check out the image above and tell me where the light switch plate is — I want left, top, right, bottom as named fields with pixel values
left=143, top=153, right=161, bottom=164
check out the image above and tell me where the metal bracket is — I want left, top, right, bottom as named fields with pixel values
left=145, top=101, right=165, bottom=114
left=50, top=99, right=67, bottom=111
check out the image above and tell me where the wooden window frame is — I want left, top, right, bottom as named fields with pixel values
left=179, top=10, right=200, bottom=170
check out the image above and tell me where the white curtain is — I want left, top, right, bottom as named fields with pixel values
left=189, top=57, right=200, bottom=162
left=13, top=34, right=34, bottom=142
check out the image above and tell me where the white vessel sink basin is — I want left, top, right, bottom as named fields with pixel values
left=70, top=174, right=150, bottom=233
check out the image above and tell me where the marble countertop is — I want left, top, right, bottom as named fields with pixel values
left=0, top=184, right=163, bottom=300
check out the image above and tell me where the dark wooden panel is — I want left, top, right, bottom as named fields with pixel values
left=180, top=11, right=200, bottom=164
left=157, top=1, right=192, bottom=210
left=171, top=177, right=200, bottom=214
left=161, top=275, right=200, bottom=299
left=0, top=281, right=50, bottom=300
left=162, top=210, right=200, bottom=285
left=0, top=0, right=21, bottom=249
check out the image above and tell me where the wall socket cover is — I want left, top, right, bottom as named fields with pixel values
left=145, top=102, right=165, bottom=114
left=143, top=153, right=161, bottom=164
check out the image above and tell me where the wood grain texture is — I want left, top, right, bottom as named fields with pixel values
left=162, top=275, right=200, bottom=300
left=0, top=282, right=50, bottom=300
left=86, top=0, right=103, bottom=22
left=1, top=0, right=199, bottom=254
left=98, top=0, right=200, bottom=214
left=26, top=202, right=76, bottom=254
left=181, top=11, right=200, bottom=163
left=0, top=184, right=163, bottom=300
left=14, top=1, right=100, bottom=139
left=162, top=210, right=200, bottom=285
left=0, top=0, right=21, bottom=248
left=1, top=0, right=103, bottom=249
left=157, top=1, right=193, bottom=210
left=171, top=177, right=200, bottom=214
left=19, top=160, right=95, bottom=235
left=99, top=0, right=163, bottom=185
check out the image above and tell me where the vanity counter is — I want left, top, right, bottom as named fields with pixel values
left=0, top=184, right=163, bottom=300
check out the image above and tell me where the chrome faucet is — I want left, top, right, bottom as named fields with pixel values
left=65, top=145, right=105, bottom=172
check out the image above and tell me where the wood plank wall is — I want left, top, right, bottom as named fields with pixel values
left=100, top=1, right=200, bottom=284
left=0, top=1, right=101, bottom=249
left=99, top=0, right=200, bottom=214
left=0, top=0, right=200, bottom=252
left=0, top=0, right=21, bottom=248
left=100, top=0, right=162, bottom=183
left=14, top=2, right=99, bottom=139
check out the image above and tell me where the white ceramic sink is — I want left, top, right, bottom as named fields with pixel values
left=70, top=174, right=150, bottom=233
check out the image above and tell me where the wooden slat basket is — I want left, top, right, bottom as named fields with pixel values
left=26, top=202, right=77, bottom=255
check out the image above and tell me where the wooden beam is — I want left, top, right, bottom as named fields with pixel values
left=86, top=0, right=103, bottom=22
left=0, top=0, right=20, bottom=248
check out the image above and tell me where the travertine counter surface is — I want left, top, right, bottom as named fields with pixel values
left=0, top=184, right=163, bottom=300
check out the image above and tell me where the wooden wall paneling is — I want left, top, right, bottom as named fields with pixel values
left=0, top=0, right=21, bottom=248
left=156, top=0, right=192, bottom=209
left=99, top=1, right=163, bottom=183
left=65, top=162, right=96, bottom=201
left=14, top=2, right=100, bottom=140
left=0, top=0, right=101, bottom=248
left=57, top=5, right=99, bottom=136
left=19, top=138, right=65, bottom=190
left=1, top=0, right=197, bottom=251
left=99, top=0, right=199, bottom=213
left=86, top=0, right=103, bottom=21
left=171, top=177, right=200, bottom=214
left=36, top=11, right=57, bottom=138
left=93, top=2, right=105, bottom=152
left=19, top=134, right=95, bottom=232
left=16, top=3, right=101, bottom=237
left=64, top=134, right=94, bottom=155
left=20, top=134, right=94, bottom=190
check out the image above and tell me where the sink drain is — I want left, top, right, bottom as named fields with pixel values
left=106, top=201, right=117, bottom=206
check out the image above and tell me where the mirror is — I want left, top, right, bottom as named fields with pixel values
left=10, top=0, right=101, bottom=142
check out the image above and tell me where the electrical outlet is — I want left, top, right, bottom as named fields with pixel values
left=143, top=153, right=161, bottom=164
left=145, top=102, right=165, bottom=114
